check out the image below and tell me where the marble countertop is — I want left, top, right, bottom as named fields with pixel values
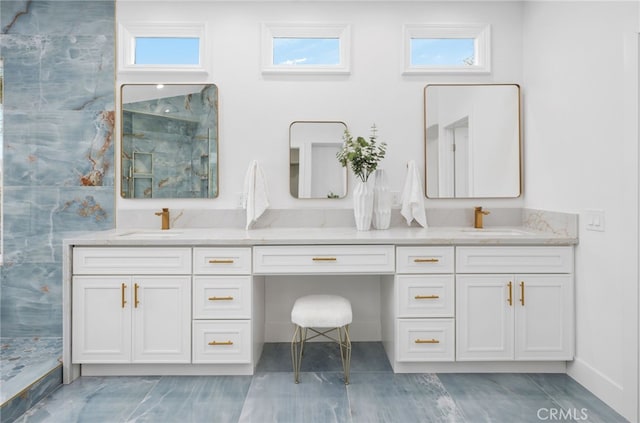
left=63, top=226, right=577, bottom=247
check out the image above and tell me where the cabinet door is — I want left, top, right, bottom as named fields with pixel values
left=132, top=276, right=191, bottom=363
left=72, top=276, right=131, bottom=363
left=515, top=274, right=573, bottom=360
left=456, top=275, right=514, bottom=361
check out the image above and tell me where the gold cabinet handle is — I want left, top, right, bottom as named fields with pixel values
left=208, top=340, right=233, bottom=346
left=415, top=338, right=440, bottom=344
left=520, top=281, right=525, bottom=306
left=312, top=257, right=337, bottom=261
left=209, top=259, right=235, bottom=264
left=507, top=281, right=513, bottom=306
left=414, top=258, right=439, bottom=263
left=415, top=295, right=440, bottom=300
left=134, top=283, right=140, bottom=308
left=208, top=296, right=234, bottom=301
left=121, top=283, right=127, bottom=308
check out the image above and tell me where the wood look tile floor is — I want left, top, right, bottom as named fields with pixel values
left=12, top=342, right=628, bottom=423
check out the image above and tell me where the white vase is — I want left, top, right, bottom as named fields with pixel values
left=372, top=169, right=391, bottom=230
left=353, top=178, right=374, bottom=231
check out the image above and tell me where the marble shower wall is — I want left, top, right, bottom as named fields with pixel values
left=0, top=1, right=115, bottom=337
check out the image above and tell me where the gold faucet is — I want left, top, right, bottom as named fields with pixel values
left=155, top=208, right=170, bottom=230
left=474, top=206, right=490, bottom=229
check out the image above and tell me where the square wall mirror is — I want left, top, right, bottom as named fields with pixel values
left=425, top=84, right=521, bottom=199
left=121, top=84, right=218, bottom=199
left=289, top=121, right=347, bottom=199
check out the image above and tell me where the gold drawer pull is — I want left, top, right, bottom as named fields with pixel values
left=121, top=283, right=127, bottom=308
left=415, top=338, right=440, bottom=344
left=414, top=258, right=439, bottom=263
left=134, top=283, right=140, bottom=308
left=208, top=296, right=234, bottom=301
left=312, top=257, right=337, bottom=261
left=209, top=259, right=235, bottom=264
left=208, top=340, right=233, bottom=346
left=415, top=295, right=440, bottom=300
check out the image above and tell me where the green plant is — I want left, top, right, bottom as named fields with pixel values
left=336, top=124, right=387, bottom=183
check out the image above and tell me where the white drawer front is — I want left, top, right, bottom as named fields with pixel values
left=396, top=247, right=454, bottom=274
left=192, top=321, right=251, bottom=364
left=456, top=246, right=574, bottom=274
left=397, top=275, right=454, bottom=318
left=193, top=248, right=251, bottom=275
left=253, top=245, right=395, bottom=274
left=193, top=276, right=251, bottom=319
left=73, top=247, right=191, bottom=275
left=397, top=319, right=455, bottom=362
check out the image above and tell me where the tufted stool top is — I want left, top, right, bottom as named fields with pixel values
left=291, top=295, right=353, bottom=328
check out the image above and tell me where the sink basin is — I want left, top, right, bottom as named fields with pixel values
left=460, top=228, right=527, bottom=236
left=117, top=230, right=184, bottom=238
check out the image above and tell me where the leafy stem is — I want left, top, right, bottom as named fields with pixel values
left=336, top=124, right=387, bottom=183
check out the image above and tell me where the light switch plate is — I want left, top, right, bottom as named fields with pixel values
left=584, top=209, right=605, bottom=232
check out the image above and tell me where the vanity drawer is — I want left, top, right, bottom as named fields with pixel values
left=456, top=246, right=573, bottom=274
left=193, top=248, right=252, bottom=275
left=193, top=276, right=251, bottom=319
left=396, top=247, right=454, bottom=274
left=73, top=247, right=191, bottom=275
left=397, top=319, right=455, bottom=362
left=396, top=275, right=454, bottom=318
left=192, top=320, right=251, bottom=364
left=253, top=245, right=395, bottom=274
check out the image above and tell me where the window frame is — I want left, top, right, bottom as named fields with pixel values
left=118, top=22, right=207, bottom=74
left=261, top=23, right=351, bottom=75
left=402, top=23, right=491, bottom=74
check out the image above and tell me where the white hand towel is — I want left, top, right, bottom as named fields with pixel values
left=243, top=160, right=270, bottom=230
left=400, top=160, right=428, bottom=228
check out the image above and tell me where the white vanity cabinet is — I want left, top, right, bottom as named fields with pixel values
left=394, top=247, right=455, bottom=362
left=191, top=248, right=253, bottom=364
left=455, top=246, right=574, bottom=361
left=72, top=247, right=192, bottom=363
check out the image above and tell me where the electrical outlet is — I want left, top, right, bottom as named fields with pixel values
left=391, top=191, right=401, bottom=207
left=584, top=209, right=605, bottom=232
left=237, top=192, right=246, bottom=209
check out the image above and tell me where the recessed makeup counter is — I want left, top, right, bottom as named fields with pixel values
left=62, top=208, right=577, bottom=383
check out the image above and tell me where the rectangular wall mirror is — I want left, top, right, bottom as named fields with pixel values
left=121, top=84, right=218, bottom=199
left=289, top=121, right=347, bottom=199
left=425, top=84, right=521, bottom=198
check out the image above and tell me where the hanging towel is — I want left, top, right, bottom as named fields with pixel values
left=243, top=160, right=270, bottom=230
left=400, top=160, right=428, bottom=228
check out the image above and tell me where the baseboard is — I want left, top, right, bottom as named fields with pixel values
left=567, top=358, right=627, bottom=419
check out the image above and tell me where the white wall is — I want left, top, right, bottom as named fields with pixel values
left=522, top=2, right=639, bottom=421
left=116, top=0, right=640, bottom=419
left=116, top=1, right=525, bottom=215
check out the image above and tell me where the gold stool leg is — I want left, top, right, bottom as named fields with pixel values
left=338, top=325, right=352, bottom=385
left=291, top=325, right=307, bottom=384
left=291, top=325, right=300, bottom=383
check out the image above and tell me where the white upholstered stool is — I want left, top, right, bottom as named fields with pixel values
left=290, top=294, right=352, bottom=384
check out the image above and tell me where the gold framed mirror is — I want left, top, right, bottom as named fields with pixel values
left=425, top=84, right=521, bottom=198
left=120, top=84, right=218, bottom=199
left=289, top=121, right=347, bottom=199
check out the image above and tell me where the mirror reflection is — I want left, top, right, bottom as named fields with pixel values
left=121, top=84, right=218, bottom=199
left=289, top=121, right=347, bottom=199
left=425, top=84, right=521, bottom=199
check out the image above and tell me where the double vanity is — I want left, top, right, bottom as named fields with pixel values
left=62, top=216, right=577, bottom=384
